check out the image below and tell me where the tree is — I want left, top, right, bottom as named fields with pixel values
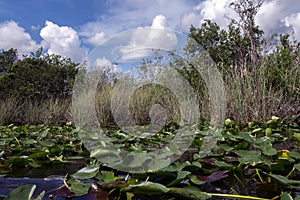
left=0, top=48, right=18, bottom=74
left=187, top=0, right=264, bottom=77
left=0, top=48, right=79, bottom=99
left=182, top=0, right=299, bottom=122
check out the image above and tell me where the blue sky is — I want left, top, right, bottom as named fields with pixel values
left=0, top=0, right=300, bottom=65
left=0, top=0, right=103, bottom=38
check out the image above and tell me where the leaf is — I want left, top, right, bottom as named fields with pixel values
left=168, top=186, right=210, bottom=200
left=5, top=184, right=36, bottom=200
left=265, top=128, right=272, bottom=137
left=191, top=161, right=202, bottom=168
left=72, top=165, right=100, bottom=179
left=238, top=132, right=255, bottom=142
left=260, top=142, right=277, bottom=156
left=122, top=153, right=148, bottom=168
left=190, top=175, right=205, bottom=185
left=38, top=129, right=48, bottom=138
left=124, top=181, right=169, bottom=194
left=32, top=191, right=45, bottom=200
left=162, top=161, right=190, bottom=172
left=280, top=193, right=293, bottom=200
left=67, top=177, right=90, bottom=196
left=235, top=150, right=267, bottom=164
left=167, top=171, right=191, bottom=186
left=293, top=133, right=300, bottom=142
left=294, top=163, right=300, bottom=171
left=268, top=174, right=300, bottom=186
left=252, top=128, right=263, bottom=133
left=90, top=149, right=120, bottom=164
left=288, top=151, right=300, bottom=160
left=22, top=139, right=37, bottom=145
left=38, top=139, right=55, bottom=147
left=197, top=170, right=230, bottom=183
left=214, top=160, right=234, bottom=170
left=27, top=160, right=42, bottom=168
left=184, top=186, right=210, bottom=200
left=217, top=143, right=234, bottom=152
left=95, top=171, right=117, bottom=183
left=145, top=157, right=171, bottom=172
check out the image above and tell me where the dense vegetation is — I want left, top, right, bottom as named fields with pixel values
left=0, top=0, right=299, bottom=199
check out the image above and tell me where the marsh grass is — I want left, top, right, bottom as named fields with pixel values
left=0, top=58, right=298, bottom=126
left=0, top=97, right=71, bottom=125
left=225, top=59, right=299, bottom=123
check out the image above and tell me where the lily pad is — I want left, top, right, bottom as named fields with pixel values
left=124, top=181, right=169, bottom=194
left=235, top=150, right=267, bottom=164
left=72, top=165, right=100, bottom=179
left=260, top=142, right=277, bottom=156
left=4, top=184, right=37, bottom=200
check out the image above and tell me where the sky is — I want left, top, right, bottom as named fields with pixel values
left=0, top=0, right=300, bottom=65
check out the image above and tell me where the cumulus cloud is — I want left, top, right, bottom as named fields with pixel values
left=118, top=15, right=178, bottom=61
left=284, top=13, right=300, bottom=40
left=40, top=21, right=87, bottom=62
left=81, top=0, right=300, bottom=48
left=0, top=20, right=39, bottom=54
left=180, top=0, right=300, bottom=39
left=256, top=0, right=300, bottom=38
left=84, top=32, right=106, bottom=46
left=93, top=57, right=121, bottom=74
left=80, top=0, right=194, bottom=45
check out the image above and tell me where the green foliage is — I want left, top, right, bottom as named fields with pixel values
left=4, top=184, right=42, bottom=200
left=0, top=48, right=79, bottom=99
left=0, top=48, right=18, bottom=74
left=0, top=123, right=86, bottom=174
left=183, top=0, right=300, bottom=122
left=2, top=117, right=300, bottom=199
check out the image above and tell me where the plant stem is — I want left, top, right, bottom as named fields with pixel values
left=256, top=168, right=264, bottom=182
left=209, top=193, right=272, bottom=200
left=286, top=166, right=295, bottom=178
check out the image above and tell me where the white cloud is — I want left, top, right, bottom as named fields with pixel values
left=84, top=32, right=106, bottom=46
left=197, top=0, right=234, bottom=28
left=118, top=15, right=178, bottom=61
left=40, top=20, right=87, bottom=62
left=80, top=0, right=194, bottom=45
left=284, top=13, right=300, bottom=40
left=151, top=15, right=167, bottom=29
left=93, top=57, right=121, bottom=74
left=0, top=20, right=39, bottom=54
left=180, top=0, right=300, bottom=39
left=180, top=0, right=238, bottom=31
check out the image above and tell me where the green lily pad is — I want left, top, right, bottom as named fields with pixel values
left=72, top=165, right=100, bottom=179
left=214, top=160, right=234, bottom=170
left=294, top=163, right=300, bottom=171
left=238, top=132, right=255, bottom=142
left=280, top=192, right=293, bottom=200
left=122, top=153, right=148, bottom=168
left=190, top=175, right=205, bottom=185
left=217, top=143, right=234, bottom=152
left=288, top=151, right=300, bottom=160
left=22, top=139, right=37, bottom=145
left=124, top=181, right=169, bottom=194
left=95, top=171, right=117, bottom=183
left=5, top=184, right=36, bottom=200
left=168, top=186, right=210, bottom=200
left=260, top=142, right=277, bottom=156
left=67, top=177, right=90, bottom=196
left=268, top=174, right=300, bottom=186
left=37, top=139, right=55, bottom=147
left=235, top=150, right=267, bottom=164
